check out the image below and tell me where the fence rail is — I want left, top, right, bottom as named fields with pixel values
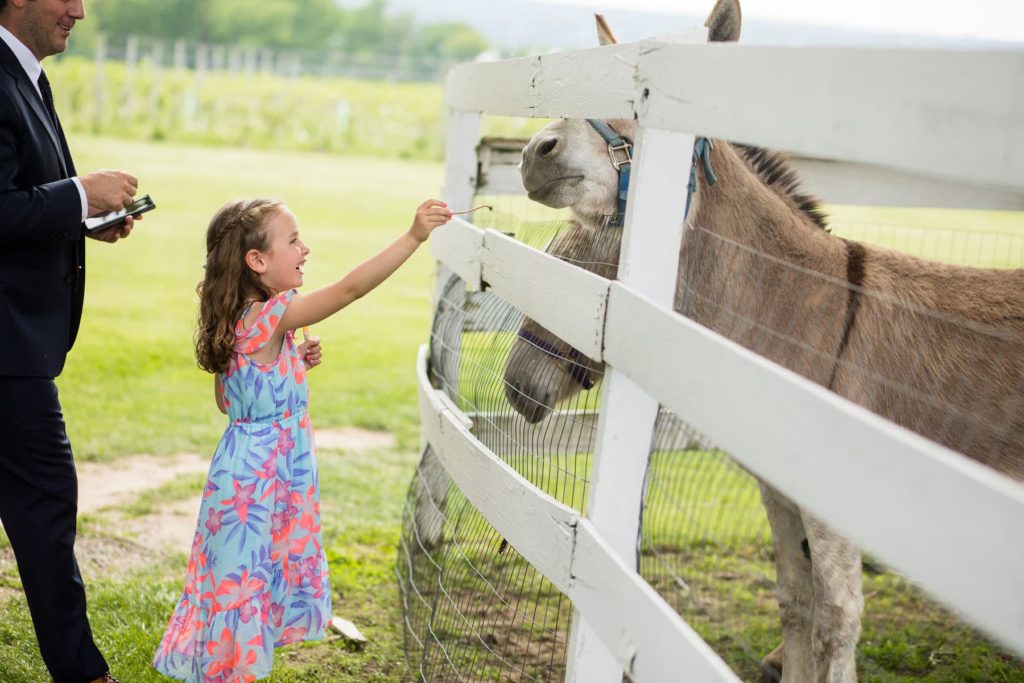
left=416, top=347, right=742, bottom=682
left=448, top=41, right=1024, bottom=189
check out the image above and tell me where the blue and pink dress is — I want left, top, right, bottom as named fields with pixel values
left=154, top=291, right=331, bottom=682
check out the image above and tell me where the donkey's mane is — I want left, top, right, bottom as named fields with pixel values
left=735, top=144, right=829, bottom=231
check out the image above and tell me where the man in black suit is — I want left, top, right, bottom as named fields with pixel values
left=0, top=1, right=142, bottom=681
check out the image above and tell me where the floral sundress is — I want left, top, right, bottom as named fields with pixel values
left=154, top=290, right=331, bottom=682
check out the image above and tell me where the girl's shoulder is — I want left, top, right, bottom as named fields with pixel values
left=238, top=290, right=296, bottom=331
left=235, top=290, right=297, bottom=354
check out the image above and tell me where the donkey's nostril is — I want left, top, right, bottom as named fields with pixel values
left=538, top=138, right=558, bottom=157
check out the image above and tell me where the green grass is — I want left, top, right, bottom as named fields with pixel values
left=0, top=444, right=417, bottom=681
left=1, top=134, right=1022, bottom=681
left=120, top=473, right=208, bottom=518
left=0, top=135, right=444, bottom=680
left=61, top=134, right=446, bottom=460
left=644, top=540, right=1024, bottom=682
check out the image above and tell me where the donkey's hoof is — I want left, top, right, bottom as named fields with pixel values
left=760, top=642, right=784, bottom=683
left=759, top=660, right=782, bottom=683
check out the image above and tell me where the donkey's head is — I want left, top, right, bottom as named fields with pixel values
left=503, top=223, right=620, bottom=422
left=520, top=0, right=739, bottom=223
left=503, top=0, right=741, bottom=423
left=520, top=117, right=638, bottom=224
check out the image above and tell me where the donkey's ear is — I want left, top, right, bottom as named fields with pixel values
left=705, top=0, right=741, bottom=42
left=595, top=14, right=619, bottom=46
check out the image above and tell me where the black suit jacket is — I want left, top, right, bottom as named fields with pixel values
left=0, top=39, right=86, bottom=378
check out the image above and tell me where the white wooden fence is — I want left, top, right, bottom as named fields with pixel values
left=420, top=30, right=1024, bottom=681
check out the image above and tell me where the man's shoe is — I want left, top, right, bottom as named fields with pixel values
left=103, top=675, right=121, bottom=683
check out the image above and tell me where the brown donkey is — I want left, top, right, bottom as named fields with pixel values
left=502, top=1, right=1024, bottom=680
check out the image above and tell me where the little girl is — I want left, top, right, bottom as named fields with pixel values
left=153, top=197, right=451, bottom=681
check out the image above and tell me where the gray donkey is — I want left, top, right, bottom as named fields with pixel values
left=502, top=1, right=1024, bottom=680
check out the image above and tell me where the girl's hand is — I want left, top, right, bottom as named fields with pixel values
left=299, top=336, right=323, bottom=371
left=409, top=199, right=452, bottom=242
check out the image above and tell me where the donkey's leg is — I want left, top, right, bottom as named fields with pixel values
left=803, top=515, right=863, bottom=683
left=759, top=642, right=784, bottom=683
left=760, top=484, right=815, bottom=683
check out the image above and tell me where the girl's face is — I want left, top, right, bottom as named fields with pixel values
left=249, top=208, right=310, bottom=294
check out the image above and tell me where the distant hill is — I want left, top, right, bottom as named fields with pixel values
left=337, top=0, right=1014, bottom=51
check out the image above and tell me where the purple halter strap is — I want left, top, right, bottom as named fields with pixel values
left=516, top=329, right=595, bottom=391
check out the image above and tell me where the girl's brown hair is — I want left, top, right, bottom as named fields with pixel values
left=195, top=198, right=283, bottom=373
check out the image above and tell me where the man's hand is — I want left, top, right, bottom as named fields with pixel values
left=86, top=213, right=141, bottom=243
left=299, top=336, right=323, bottom=371
left=80, top=169, right=138, bottom=213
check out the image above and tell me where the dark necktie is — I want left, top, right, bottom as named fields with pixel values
left=37, top=69, right=71, bottom=178
left=37, top=69, right=59, bottom=130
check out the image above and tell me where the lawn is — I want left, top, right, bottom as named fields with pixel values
left=1, top=134, right=1022, bottom=682
left=0, top=136, right=446, bottom=681
left=64, top=135, right=447, bottom=459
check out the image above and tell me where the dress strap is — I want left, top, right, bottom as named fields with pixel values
left=234, top=289, right=296, bottom=355
left=240, top=300, right=259, bottom=319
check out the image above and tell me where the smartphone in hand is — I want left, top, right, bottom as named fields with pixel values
left=84, top=194, right=156, bottom=233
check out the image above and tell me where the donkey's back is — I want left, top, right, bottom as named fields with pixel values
left=839, top=246, right=1024, bottom=480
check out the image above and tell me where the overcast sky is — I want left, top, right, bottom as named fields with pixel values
left=533, top=0, right=1024, bottom=44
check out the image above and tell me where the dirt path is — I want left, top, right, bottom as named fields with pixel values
left=0, top=427, right=397, bottom=607
left=78, top=426, right=393, bottom=507
left=1, top=427, right=397, bottom=605
left=77, top=453, right=211, bottom=515
left=77, top=427, right=397, bottom=557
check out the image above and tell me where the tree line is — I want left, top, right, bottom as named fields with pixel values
left=77, top=0, right=490, bottom=64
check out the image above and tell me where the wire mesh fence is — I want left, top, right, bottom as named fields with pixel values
left=397, top=199, right=1024, bottom=681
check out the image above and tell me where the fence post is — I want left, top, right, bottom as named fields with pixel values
left=260, top=48, right=274, bottom=75
left=146, top=41, right=164, bottom=129
left=438, top=108, right=481, bottom=296
left=565, top=36, right=704, bottom=680
left=173, top=39, right=186, bottom=72
left=228, top=46, right=242, bottom=75
left=431, top=108, right=481, bottom=397
left=92, top=33, right=106, bottom=133
left=211, top=45, right=226, bottom=72
left=123, top=35, right=137, bottom=68
left=565, top=123, right=697, bottom=683
left=195, top=43, right=208, bottom=79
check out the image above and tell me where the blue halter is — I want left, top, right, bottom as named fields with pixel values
left=685, top=137, right=717, bottom=218
left=585, top=119, right=716, bottom=225
left=586, top=119, right=632, bottom=227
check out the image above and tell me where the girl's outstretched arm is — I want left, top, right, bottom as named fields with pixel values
left=280, top=199, right=451, bottom=331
